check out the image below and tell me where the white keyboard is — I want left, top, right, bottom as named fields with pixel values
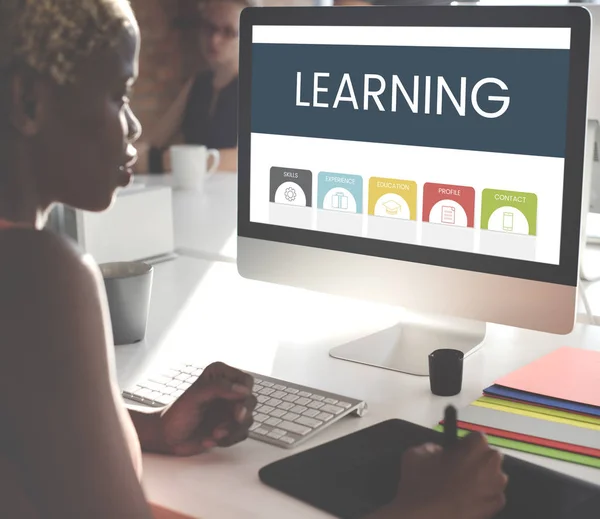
left=122, top=363, right=368, bottom=449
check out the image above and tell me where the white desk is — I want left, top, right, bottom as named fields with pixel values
left=115, top=255, right=600, bottom=519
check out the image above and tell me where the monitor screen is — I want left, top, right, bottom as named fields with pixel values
left=243, top=12, right=586, bottom=285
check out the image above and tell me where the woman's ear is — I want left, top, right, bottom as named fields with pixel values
left=9, top=70, right=45, bottom=137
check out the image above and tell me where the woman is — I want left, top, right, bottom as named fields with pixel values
left=0, top=1, right=507, bottom=517
left=138, top=0, right=251, bottom=174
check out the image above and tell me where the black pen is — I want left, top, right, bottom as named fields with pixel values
left=444, top=405, right=458, bottom=448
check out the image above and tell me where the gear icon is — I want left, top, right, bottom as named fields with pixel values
left=284, top=186, right=297, bottom=202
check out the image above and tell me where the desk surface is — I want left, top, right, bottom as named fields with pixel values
left=116, top=255, right=600, bottom=519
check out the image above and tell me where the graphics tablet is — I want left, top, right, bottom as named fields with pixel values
left=259, top=419, right=600, bottom=519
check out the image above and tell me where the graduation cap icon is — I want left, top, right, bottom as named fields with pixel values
left=383, top=200, right=401, bottom=215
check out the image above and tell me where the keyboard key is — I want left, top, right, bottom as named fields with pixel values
left=290, top=405, right=308, bottom=414
left=285, top=388, right=299, bottom=394
left=266, top=398, right=282, bottom=407
left=254, top=413, right=269, bottom=423
left=172, top=389, right=184, bottom=398
left=316, top=412, right=334, bottom=421
left=278, top=402, right=295, bottom=411
left=192, top=368, right=203, bottom=377
left=254, top=428, right=269, bottom=436
left=137, top=388, right=154, bottom=399
left=162, top=369, right=179, bottom=379
left=280, top=436, right=295, bottom=445
left=298, top=391, right=312, bottom=398
left=282, top=412, right=300, bottom=421
left=308, top=401, right=324, bottom=410
left=160, top=387, right=176, bottom=395
left=324, top=398, right=338, bottom=405
left=312, top=395, right=325, bottom=401
left=268, top=431, right=285, bottom=439
left=271, top=428, right=286, bottom=436
left=148, top=375, right=171, bottom=386
left=176, top=373, right=189, bottom=381
left=261, top=381, right=274, bottom=388
left=303, top=409, right=320, bottom=418
left=271, top=391, right=287, bottom=399
left=265, top=417, right=282, bottom=427
left=259, top=387, right=275, bottom=396
left=296, top=416, right=323, bottom=428
left=249, top=423, right=261, bottom=431
left=258, top=405, right=274, bottom=414
left=166, top=380, right=181, bottom=389
left=153, top=395, right=173, bottom=406
left=283, top=394, right=299, bottom=403
left=177, top=382, right=192, bottom=391
left=338, top=402, right=352, bottom=409
left=143, top=381, right=165, bottom=392
left=321, top=404, right=344, bottom=415
left=278, top=421, right=311, bottom=436
left=273, top=384, right=286, bottom=391
left=270, top=409, right=287, bottom=418
left=295, top=397, right=311, bottom=406
left=257, top=395, right=269, bottom=404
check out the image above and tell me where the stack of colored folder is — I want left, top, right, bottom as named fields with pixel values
left=435, top=346, right=600, bottom=469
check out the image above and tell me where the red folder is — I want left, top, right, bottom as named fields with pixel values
left=454, top=421, right=600, bottom=458
left=495, top=347, right=600, bottom=408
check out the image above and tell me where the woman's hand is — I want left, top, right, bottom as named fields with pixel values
left=368, top=432, right=508, bottom=519
left=153, top=362, right=257, bottom=456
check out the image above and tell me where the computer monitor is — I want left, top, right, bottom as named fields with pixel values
left=237, top=5, right=591, bottom=375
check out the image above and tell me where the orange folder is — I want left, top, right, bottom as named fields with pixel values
left=495, top=347, right=600, bottom=408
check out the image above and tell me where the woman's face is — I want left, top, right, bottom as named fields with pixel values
left=34, top=23, right=142, bottom=212
left=199, top=1, right=243, bottom=71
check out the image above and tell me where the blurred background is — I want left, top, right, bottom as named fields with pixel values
left=127, top=0, right=593, bottom=173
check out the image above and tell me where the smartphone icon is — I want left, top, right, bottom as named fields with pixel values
left=502, top=212, right=514, bottom=232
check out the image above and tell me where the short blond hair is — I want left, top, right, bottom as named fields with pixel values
left=0, top=0, right=136, bottom=85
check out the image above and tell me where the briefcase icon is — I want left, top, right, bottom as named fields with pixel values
left=332, top=191, right=349, bottom=210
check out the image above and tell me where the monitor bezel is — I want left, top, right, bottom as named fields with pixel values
left=238, top=5, right=591, bottom=287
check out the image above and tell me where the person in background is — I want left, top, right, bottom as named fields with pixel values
left=136, top=0, right=255, bottom=174
left=0, top=0, right=506, bottom=517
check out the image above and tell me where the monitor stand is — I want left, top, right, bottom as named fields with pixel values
left=329, top=313, right=486, bottom=376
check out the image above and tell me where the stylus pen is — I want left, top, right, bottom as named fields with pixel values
left=444, top=405, right=458, bottom=448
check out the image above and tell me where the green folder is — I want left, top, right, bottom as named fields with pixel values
left=433, top=425, right=600, bottom=469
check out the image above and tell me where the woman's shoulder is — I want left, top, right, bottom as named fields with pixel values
left=0, top=228, right=106, bottom=376
left=0, top=227, right=85, bottom=262
left=0, top=228, right=96, bottom=300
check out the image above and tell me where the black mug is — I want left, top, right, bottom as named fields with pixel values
left=429, top=348, right=464, bottom=396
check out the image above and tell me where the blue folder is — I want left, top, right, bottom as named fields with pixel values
left=484, top=385, right=600, bottom=418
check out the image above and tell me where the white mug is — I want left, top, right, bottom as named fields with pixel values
left=170, top=144, right=220, bottom=191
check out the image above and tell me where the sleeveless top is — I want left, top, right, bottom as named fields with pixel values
left=0, top=218, right=143, bottom=502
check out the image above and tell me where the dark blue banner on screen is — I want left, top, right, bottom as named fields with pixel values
left=251, top=44, right=569, bottom=158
